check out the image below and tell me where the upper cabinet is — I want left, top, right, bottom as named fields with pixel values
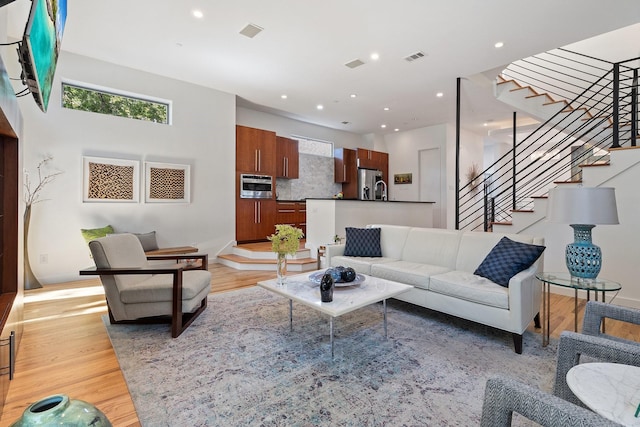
left=276, top=136, right=299, bottom=179
left=236, top=125, right=277, bottom=175
left=356, top=148, right=388, bottom=181
left=334, top=147, right=357, bottom=199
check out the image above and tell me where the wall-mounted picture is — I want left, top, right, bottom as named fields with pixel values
left=145, top=162, right=190, bottom=203
left=394, top=173, right=412, bottom=184
left=83, top=156, right=140, bottom=202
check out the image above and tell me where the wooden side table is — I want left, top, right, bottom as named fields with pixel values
left=535, top=272, right=621, bottom=346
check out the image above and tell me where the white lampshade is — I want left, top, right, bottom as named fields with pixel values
left=547, top=187, right=619, bottom=225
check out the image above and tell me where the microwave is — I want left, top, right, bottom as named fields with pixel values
left=240, top=174, right=273, bottom=199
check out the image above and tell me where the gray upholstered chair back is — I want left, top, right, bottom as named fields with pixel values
left=88, top=234, right=152, bottom=320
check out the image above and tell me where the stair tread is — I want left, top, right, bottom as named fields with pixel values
left=491, top=221, right=512, bottom=226
left=579, top=162, right=609, bottom=168
left=512, top=209, right=534, bottom=213
left=531, top=195, right=549, bottom=199
left=553, top=180, right=583, bottom=184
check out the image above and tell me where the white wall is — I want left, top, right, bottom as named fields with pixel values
left=383, top=123, right=485, bottom=229
left=16, top=51, right=237, bottom=284
left=236, top=107, right=363, bottom=149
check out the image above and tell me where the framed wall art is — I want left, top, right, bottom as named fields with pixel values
left=144, top=162, right=191, bottom=203
left=82, top=156, right=140, bottom=202
left=394, top=173, right=412, bottom=184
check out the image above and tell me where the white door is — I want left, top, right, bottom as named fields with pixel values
left=419, top=148, right=442, bottom=228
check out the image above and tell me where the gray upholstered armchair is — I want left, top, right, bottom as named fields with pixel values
left=554, top=301, right=640, bottom=405
left=482, top=301, right=640, bottom=426
left=481, top=376, right=620, bottom=426
left=80, top=233, right=212, bottom=337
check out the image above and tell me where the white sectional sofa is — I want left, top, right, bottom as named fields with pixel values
left=325, top=225, right=545, bottom=353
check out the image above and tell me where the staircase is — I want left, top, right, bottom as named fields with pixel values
left=217, top=241, right=318, bottom=272
left=457, top=48, right=639, bottom=232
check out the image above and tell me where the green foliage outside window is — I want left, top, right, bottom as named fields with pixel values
left=62, top=83, right=169, bottom=124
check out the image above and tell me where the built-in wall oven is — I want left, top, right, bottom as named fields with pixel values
left=240, top=174, right=273, bottom=199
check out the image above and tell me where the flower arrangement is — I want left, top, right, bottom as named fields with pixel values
left=268, top=224, right=304, bottom=256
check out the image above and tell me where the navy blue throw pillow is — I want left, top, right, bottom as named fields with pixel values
left=474, top=237, right=545, bottom=287
left=343, top=227, right=382, bottom=257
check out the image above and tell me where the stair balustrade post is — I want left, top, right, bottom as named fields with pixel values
left=512, top=112, right=517, bottom=211
left=632, top=68, right=638, bottom=147
left=612, top=63, right=621, bottom=148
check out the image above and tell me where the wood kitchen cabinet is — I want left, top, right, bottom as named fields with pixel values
left=276, top=136, right=299, bottom=179
left=276, top=201, right=306, bottom=236
left=236, top=199, right=277, bottom=242
left=236, top=125, right=277, bottom=175
left=356, top=148, right=388, bottom=182
left=334, top=148, right=357, bottom=199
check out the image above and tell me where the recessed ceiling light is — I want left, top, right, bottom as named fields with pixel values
left=436, top=92, right=444, bottom=97
left=494, top=41, right=504, bottom=48
left=350, top=94, right=357, bottom=98
left=383, top=107, right=390, bottom=111
left=380, top=124, right=387, bottom=128
left=394, top=128, right=400, bottom=132
left=192, top=10, right=204, bottom=19
left=317, top=104, right=324, bottom=110
left=370, top=52, right=380, bottom=60
left=281, top=94, right=287, bottom=99
left=483, top=122, right=488, bottom=127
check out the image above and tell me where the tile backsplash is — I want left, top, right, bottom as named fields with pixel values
left=276, top=154, right=342, bottom=200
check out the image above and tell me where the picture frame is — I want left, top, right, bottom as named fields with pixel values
left=82, top=156, right=140, bottom=203
left=144, top=161, right=191, bottom=203
left=394, top=173, right=412, bottom=184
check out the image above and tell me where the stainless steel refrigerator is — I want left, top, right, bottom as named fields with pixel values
left=358, top=168, right=383, bottom=200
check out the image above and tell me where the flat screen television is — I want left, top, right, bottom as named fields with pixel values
left=17, top=0, right=67, bottom=112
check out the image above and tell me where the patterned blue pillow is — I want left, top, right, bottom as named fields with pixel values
left=343, top=227, right=382, bottom=257
left=474, top=237, right=545, bottom=287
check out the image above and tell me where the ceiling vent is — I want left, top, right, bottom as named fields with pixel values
left=404, top=51, right=426, bottom=62
left=341, top=121, right=350, bottom=125
left=344, top=59, right=365, bottom=69
left=239, top=23, right=264, bottom=38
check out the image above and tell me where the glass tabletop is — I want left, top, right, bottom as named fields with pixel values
left=535, top=272, right=622, bottom=292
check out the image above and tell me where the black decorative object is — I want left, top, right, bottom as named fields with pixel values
left=341, top=267, right=357, bottom=283
left=320, top=273, right=334, bottom=302
left=326, top=267, right=342, bottom=282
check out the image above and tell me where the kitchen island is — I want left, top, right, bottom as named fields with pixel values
left=305, top=198, right=435, bottom=256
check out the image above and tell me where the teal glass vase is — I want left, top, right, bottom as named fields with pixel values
left=10, top=394, right=112, bottom=426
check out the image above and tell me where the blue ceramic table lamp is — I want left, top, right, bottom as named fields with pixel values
left=547, top=186, right=619, bottom=279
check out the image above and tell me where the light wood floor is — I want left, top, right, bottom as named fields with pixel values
left=1, top=265, right=638, bottom=425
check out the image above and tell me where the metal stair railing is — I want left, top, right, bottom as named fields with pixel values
left=457, top=54, right=639, bottom=232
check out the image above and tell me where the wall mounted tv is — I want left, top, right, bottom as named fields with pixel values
left=17, top=0, right=67, bottom=112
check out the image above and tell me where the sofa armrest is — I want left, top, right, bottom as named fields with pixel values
left=506, top=264, right=542, bottom=333
left=325, top=244, right=345, bottom=267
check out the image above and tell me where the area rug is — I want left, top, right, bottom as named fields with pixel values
left=105, top=286, right=557, bottom=426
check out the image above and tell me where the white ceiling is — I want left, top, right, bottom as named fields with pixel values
left=6, top=1, right=640, bottom=136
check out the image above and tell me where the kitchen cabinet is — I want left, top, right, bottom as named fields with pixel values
left=236, top=125, right=277, bottom=175
left=356, top=148, right=388, bottom=182
left=276, top=201, right=306, bottom=236
left=236, top=199, right=277, bottom=243
left=276, top=137, right=299, bottom=179
left=334, top=148, right=357, bottom=199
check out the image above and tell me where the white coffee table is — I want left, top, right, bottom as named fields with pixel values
left=257, top=270, right=413, bottom=359
left=567, top=362, right=640, bottom=426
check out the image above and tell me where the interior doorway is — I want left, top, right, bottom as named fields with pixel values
left=419, top=147, right=442, bottom=228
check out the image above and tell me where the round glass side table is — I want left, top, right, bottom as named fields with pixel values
left=535, top=272, right=621, bottom=347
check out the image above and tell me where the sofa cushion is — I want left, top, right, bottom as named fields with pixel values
left=401, top=228, right=462, bottom=269
left=344, top=227, right=382, bottom=257
left=330, top=255, right=396, bottom=275
left=430, top=271, right=510, bottom=309
left=120, top=269, right=211, bottom=303
left=368, top=224, right=411, bottom=259
left=456, top=232, right=539, bottom=273
left=371, top=261, right=451, bottom=290
left=474, top=237, right=545, bottom=287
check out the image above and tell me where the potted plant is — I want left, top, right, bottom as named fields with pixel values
left=268, top=224, right=304, bottom=285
